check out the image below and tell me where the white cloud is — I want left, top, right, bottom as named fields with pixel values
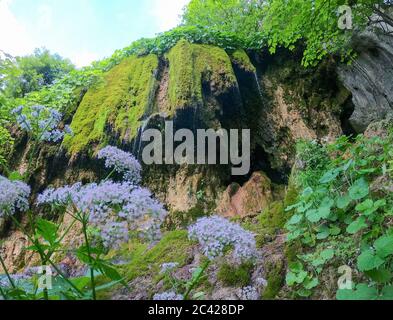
left=0, top=0, right=37, bottom=56
left=70, top=50, right=100, bottom=68
left=150, top=0, right=190, bottom=32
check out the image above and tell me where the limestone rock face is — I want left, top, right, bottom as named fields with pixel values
left=338, top=31, right=393, bottom=133
left=0, top=230, right=34, bottom=273
left=216, top=172, right=273, bottom=218
left=364, top=117, right=393, bottom=140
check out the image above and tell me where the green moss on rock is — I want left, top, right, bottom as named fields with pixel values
left=120, top=230, right=192, bottom=282
left=64, top=54, right=159, bottom=154
left=164, top=204, right=206, bottom=231
left=230, top=50, right=256, bottom=73
left=166, top=39, right=237, bottom=114
left=262, top=260, right=285, bottom=299
left=217, top=262, right=253, bottom=287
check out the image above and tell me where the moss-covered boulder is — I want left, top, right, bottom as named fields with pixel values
left=64, top=54, right=159, bottom=154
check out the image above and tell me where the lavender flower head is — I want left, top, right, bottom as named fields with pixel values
left=0, top=176, right=31, bottom=217
left=38, top=181, right=167, bottom=249
left=153, top=291, right=184, bottom=301
left=238, top=286, right=259, bottom=301
left=12, top=105, right=72, bottom=143
left=160, top=262, right=179, bottom=274
left=188, top=216, right=257, bottom=262
left=97, top=146, right=142, bottom=184
left=37, top=183, right=82, bottom=207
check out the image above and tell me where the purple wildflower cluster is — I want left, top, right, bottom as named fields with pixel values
left=153, top=291, right=184, bottom=301
left=11, top=105, right=73, bottom=143
left=160, top=262, right=179, bottom=274
left=97, top=146, right=142, bottom=184
left=238, top=286, right=259, bottom=300
left=37, top=183, right=82, bottom=207
left=188, top=216, right=257, bottom=262
left=0, top=274, right=30, bottom=289
left=0, top=176, right=31, bottom=217
left=38, top=181, right=167, bottom=249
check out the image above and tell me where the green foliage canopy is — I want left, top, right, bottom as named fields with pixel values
left=0, top=48, right=75, bottom=99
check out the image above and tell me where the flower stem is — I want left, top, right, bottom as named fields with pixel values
left=81, top=214, right=97, bottom=300
left=184, top=260, right=210, bottom=300
left=0, top=254, right=16, bottom=290
left=0, top=284, right=7, bottom=300
left=104, top=168, right=117, bottom=182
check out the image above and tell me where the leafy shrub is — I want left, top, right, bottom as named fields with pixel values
left=285, top=130, right=393, bottom=299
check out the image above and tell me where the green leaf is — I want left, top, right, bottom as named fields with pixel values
left=94, top=280, right=123, bottom=292
left=99, top=263, right=123, bottom=282
left=346, top=217, right=368, bottom=235
left=356, top=199, right=373, bottom=212
left=303, top=277, right=319, bottom=290
left=36, top=218, right=58, bottom=245
left=316, top=226, right=330, bottom=240
left=329, top=225, right=341, bottom=236
left=70, top=276, right=91, bottom=291
left=365, top=269, right=392, bottom=284
left=319, top=169, right=340, bottom=184
left=288, top=214, right=303, bottom=225
left=306, top=209, right=321, bottom=223
left=285, top=272, right=298, bottom=286
left=336, top=194, right=351, bottom=209
left=357, top=250, right=385, bottom=272
left=337, top=284, right=378, bottom=300
left=320, top=249, right=335, bottom=261
left=380, top=286, right=393, bottom=300
left=349, top=178, right=369, bottom=201
left=374, top=235, right=393, bottom=259
left=296, top=288, right=312, bottom=297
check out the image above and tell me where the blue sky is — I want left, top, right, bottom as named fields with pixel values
left=0, top=0, right=189, bottom=67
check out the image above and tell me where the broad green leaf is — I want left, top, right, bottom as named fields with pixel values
left=285, top=272, right=298, bottom=286
left=70, top=276, right=91, bottom=290
left=356, top=199, right=373, bottom=212
left=99, top=263, right=123, bottom=282
left=319, top=169, right=340, bottom=184
left=337, top=284, right=378, bottom=300
left=288, top=214, right=303, bottom=225
left=316, top=226, right=330, bottom=240
left=346, top=216, right=368, bottom=235
left=329, top=225, right=341, bottom=236
left=288, top=262, right=303, bottom=272
left=349, top=178, right=369, bottom=201
left=365, top=268, right=392, bottom=284
left=296, top=288, right=312, bottom=297
left=380, top=286, right=393, bottom=300
left=36, top=218, right=58, bottom=245
left=303, top=277, right=319, bottom=290
left=357, top=250, right=385, bottom=272
left=306, top=209, right=321, bottom=223
left=374, top=235, right=393, bottom=259
left=336, top=194, right=351, bottom=209
left=320, top=249, right=335, bottom=261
